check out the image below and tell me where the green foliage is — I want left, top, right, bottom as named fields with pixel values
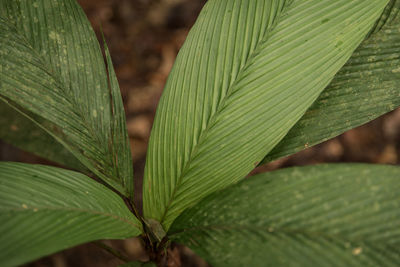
left=0, top=0, right=133, bottom=197
left=263, top=0, right=400, bottom=163
left=0, top=102, right=85, bottom=170
left=0, top=0, right=399, bottom=266
left=143, top=0, right=389, bottom=230
left=169, top=164, right=400, bottom=267
left=0, top=162, right=141, bottom=267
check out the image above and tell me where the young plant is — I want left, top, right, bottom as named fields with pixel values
left=0, top=0, right=399, bottom=266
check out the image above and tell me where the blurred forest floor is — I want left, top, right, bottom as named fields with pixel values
left=0, top=0, right=399, bottom=266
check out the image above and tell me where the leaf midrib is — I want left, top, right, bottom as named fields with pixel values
left=158, top=2, right=291, bottom=225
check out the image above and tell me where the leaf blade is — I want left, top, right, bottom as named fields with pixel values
left=0, top=100, right=84, bottom=170
left=262, top=0, right=400, bottom=163
left=0, top=0, right=133, bottom=196
left=0, top=162, right=142, bottom=267
left=104, top=39, right=134, bottom=199
left=143, top=0, right=389, bottom=229
left=169, top=164, right=400, bottom=267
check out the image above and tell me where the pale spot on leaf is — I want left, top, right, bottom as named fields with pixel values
left=49, top=31, right=61, bottom=43
left=352, top=247, right=362, bottom=256
left=392, top=67, right=400, bottom=73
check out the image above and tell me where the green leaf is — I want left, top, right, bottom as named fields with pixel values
left=369, top=0, right=400, bottom=35
left=103, top=40, right=134, bottom=199
left=143, top=0, right=389, bottom=229
left=169, top=164, right=400, bottom=267
left=0, top=0, right=134, bottom=197
left=0, top=162, right=142, bottom=267
left=0, top=101, right=85, bottom=170
left=262, top=0, right=400, bottom=163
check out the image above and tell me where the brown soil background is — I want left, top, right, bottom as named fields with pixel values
left=1, top=0, right=399, bottom=266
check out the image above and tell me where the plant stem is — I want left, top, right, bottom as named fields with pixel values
left=125, top=197, right=141, bottom=220
left=94, top=241, right=131, bottom=263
